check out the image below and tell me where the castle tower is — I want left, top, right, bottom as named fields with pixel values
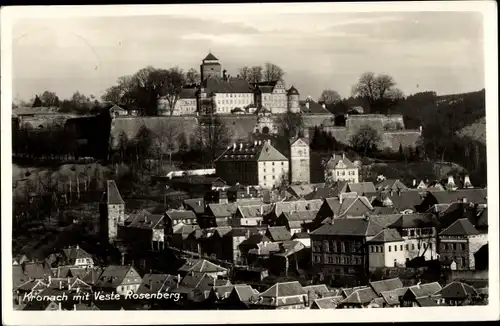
left=290, top=138, right=310, bottom=184
left=200, top=52, right=222, bottom=82
left=287, top=86, right=300, bottom=113
left=99, top=180, right=125, bottom=244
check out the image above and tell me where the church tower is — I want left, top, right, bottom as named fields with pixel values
left=287, top=86, right=300, bottom=113
left=290, top=138, right=310, bottom=184
left=99, top=180, right=125, bottom=244
left=200, top=52, right=222, bottom=82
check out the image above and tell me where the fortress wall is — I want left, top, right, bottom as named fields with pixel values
left=381, top=130, right=422, bottom=151
left=346, top=114, right=405, bottom=135
left=323, top=127, right=350, bottom=144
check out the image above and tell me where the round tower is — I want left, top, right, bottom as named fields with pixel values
left=287, top=86, right=300, bottom=113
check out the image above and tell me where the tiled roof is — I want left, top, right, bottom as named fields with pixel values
left=172, top=223, right=200, bottom=236
left=324, top=153, right=356, bottom=169
left=312, top=296, right=343, bottom=309
left=237, top=205, right=270, bottom=219
left=13, top=265, right=29, bottom=287
left=288, top=185, right=315, bottom=198
left=282, top=210, right=318, bottom=222
left=136, top=274, right=177, bottom=294
left=232, top=284, right=258, bottom=302
left=183, top=198, right=205, bottom=214
left=375, top=179, right=408, bottom=192
left=274, top=199, right=323, bottom=216
left=380, top=287, right=408, bottom=305
left=203, top=76, right=253, bottom=94
left=300, top=99, right=330, bottom=114
left=260, top=281, right=306, bottom=298
left=347, top=182, right=376, bottom=195
left=429, top=189, right=487, bottom=205
left=23, top=263, right=53, bottom=280
left=212, top=285, right=235, bottom=300
left=439, top=218, right=480, bottom=236
left=416, top=297, right=439, bottom=306
left=178, top=259, right=227, bottom=274
left=215, top=141, right=287, bottom=162
left=266, top=226, right=292, bottom=242
left=82, top=267, right=103, bottom=285
left=341, top=286, right=369, bottom=298
left=207, top=203, right=238, bottom=218
left=407, top=282, right=442, bottom=298
left=214, top=226, right=233, bottom=237
left=439, top=282, right=477, bottom=299
left=311, top=218, right=384, bottom=237
left=125, top=210, right=164, bottom=229
left=203, top=52, right=219, bottom=61
left=303, top=284, right=330, bottom=296
left=287, top=86, right=300, bottom=95
left=368, top=229, right=403, bottom=243
left=166, top=209, right=197, bottom=221
left=322, top=196, right=373, bottom=218
left=381, top=191, right=424, bottom=211
left=101, top=180, right=124, bottom=205
left=367, top=214, right=403, bottom=228
left=340, top=287, right=378, bottom=305
left=240, top=234, right=271, bottom=247
left=304, top=187, right=339, bottom=200
left=95, top=265, right=140, bottom=289
left=372, top=206, right=400, bottom=215
left=292, top=232, right=310, bottom=239
left=390, top=213, right=436, bottom=229
left=369, top=278, right=404, bottom=296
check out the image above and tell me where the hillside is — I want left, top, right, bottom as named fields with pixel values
left=457, top=117, right=486, bottom=145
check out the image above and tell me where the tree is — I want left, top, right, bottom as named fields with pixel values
left=177, top=131, right=189, bottom=153
left=319, top=89, right=341, bottom=105
left=152, top=120, right=180, bottom=166
left=32, top=95, right=42, bottom=107
left=196, top=116, right=232, bottom=164
left=186, top=68, right=200, bottom=85
left=276, top=111, right=305, bottom=140
left=349, top=125, right=381, bottom=156
left=40, top=91, right=60, bottom=107
left=157, top=67, right=186, bottom=116
left=263, top=62, right=285, bottom=82
left=351, top=72, right=404, bottom=113
left=239, top=66, right=263, bottom=83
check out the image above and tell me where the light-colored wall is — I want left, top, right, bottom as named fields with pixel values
left=468, top=234, right=488, bottom=270
left=325, top=167, right=359, bottom=184
left=213, top=93, right=254, bottom=114
left=369, top=241, right=407, bottom=268
left=74, top=258, right=94, bottom=267
left=117, top=284, right=140, bottom=295
left=290, top=142, right=310, bottom=184
left=288, top=95, right=300, bottom=113
left=158, top=98, right=197, bottom=116
left=108, top=204, right=125, bottom=241
left=258, top=160, right=289, bottom=189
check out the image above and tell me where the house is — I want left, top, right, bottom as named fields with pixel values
left=314, top=195, right=373, bottom=224
left=109, top=105, right=128, bottom=117
left=375, top=179, right=408, bottom=192
left=302, top=284, right=331, bottom=298
left=400, top=282, right=442, bottom=307
left=20, top=262, right=53, bottom=281
left=276, top=210, right=318, bottom=234
left=95, top=265, right=142, bottom=295
left=380, top=287, right=408, bottom=307
left=438, top=282, right=478, bottom=306
left=252, top=281, right=308, bottom=309
left=169, top=223, right=201, bottom=252
left=310, top=296, right=343, bottom=309
left=345, top=182, right=377, bottom=195
left=215, top=140, right=289, bottom=189
left=183, top=198, right=205, bottom=216
left=203, top=203, right=238, bottom=228
left=239, top=234, right=273, bottom=263
left=269, top=199, right=323, bottom=223
left=287, top=184, right=315, bottom=199
left=372, top=191, right=425, bottom=214
left=369, top=278, right=404, bottom=296
left=158, top=87, right=197, bottom=116
left=310, top=218, right=384, bottom=286
left=136, top=274, right=178, bottom=294
left=253, top=80, right=288, bottom=114
left=201, top=73, right=254, bottom=115
left=336, top=287, right=378, bottom=309
left=220, top=284, right=260, bottom=309
left=291, top=232, right=311, bottom=248
left=289, top=138, right=311, bottom=184
left=368, top=229, right=406, bottom=269
left=323, top=153, right=359, bottom=184
left=120, top=210, right=166, bottom=251
left=438, top=218, right=487, bottom=270
left=233, top=205, right=271, bottom=227
left=265, top=226, right=292, bottom=242
left=165, top=209, right=197, bottom=228
left=417, top=189, right=487, bottom=212
left=205, top=226, right=233, bottom=262
left=304, top=186, right=340, bottom=200
left=178, top=259, right=228, bottom=278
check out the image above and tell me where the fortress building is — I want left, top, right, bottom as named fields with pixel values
left=200, top=52, right=222, bottom=82
left=99, top=180, right=126, bottom=244
left=290, top=138, right=311, bottom=184
left=287, top=86, right=300, bottom=113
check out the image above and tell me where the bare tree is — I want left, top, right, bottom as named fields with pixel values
left=40, top=91, right=60, bottom=107
left=351, top=72, right=404, bottom=113
left=197, top=116, right=232, bottom=164
left=349, top=124, right=381, bottom=157
left=186, top=68, right=201, bottom=85
left=319, top=89, right=342, bottom=105
left=263, top=62, right=285, bottom=82
left=153, top=120, right=180, bottom=167
left=157, top=67, right=186, bottom=116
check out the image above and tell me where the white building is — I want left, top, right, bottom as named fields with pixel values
left=368, top=229, right=406, bottom=268
left=290, top=138, right=310, bottom=184
left=323, top=153, right=359, bottom=184
left=158, top=88, right=197, bottom=116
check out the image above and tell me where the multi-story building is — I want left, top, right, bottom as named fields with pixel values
left=253, top=80, right=288, bottom=114
left=200, top=52, right=222, bottom=82
left=99, top=180, right=125, bottom=244
left=215, top=140, right=289, bottom=189
left=367, top=229, right=406, bottom=269
left=158, top=87, right=197, bottom=116
left=290, top=138, right=310, bottom=184
left=310, top=218, right=384, bottom=286
left=323, top=153, right=359, bottom=184
left=287, top=86, right=300, bottom=113
left=438, top=218, right=487, bottom=270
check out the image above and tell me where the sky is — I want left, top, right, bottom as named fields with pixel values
left=10, top=8, right=485, bottom=102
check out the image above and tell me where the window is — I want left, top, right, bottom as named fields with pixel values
left=328, top=257, right=333, bottom=264
left=423, top=243, right=427, bottom=249
left=429, top=243, right=433, bottom=250
left=395, top=246, right=398, bottom=252
left=417, top=243, right=421, bottom=250
left=281, top=162, right=284, bottom=165
left=412, top=244, right=415, bottom=250
left=388, top=246, right=392, bottom=252
left=400, top=245, right=403, bottom=251
left=370, top=246, right=373, bottom=253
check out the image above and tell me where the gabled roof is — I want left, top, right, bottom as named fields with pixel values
left=260, top=281, right=306, bottom=298
left=274, top=199, right=323, bottom=216
left=381, top=191, right=424, bottom=212
left=369, top=278, right=404, bottom=296
left=439, top=218, right=480, bottom=236
left=428, top=189, right=487, bottom=205
left=62, top=246, right=92, bottom=261
left=95, top=265, right=140, bottom=289
left=124, top=210, right=164, bottom=229
left=415, top=297, right=439, bottom=307
left=207, top=203, right=238, bottom=218
left=376, top=179, right=408, bottom=192
left=215, top=141, right=287, bottom=162
left=390, top=213, right=436, bottom=229
left=281, top=210, right=318, bottom=222
left=324, top=153, right=356, bottom=169
left=312, top=296, right=343, bottom=309
left=311, top=218, right=384, bottom=237
left=304, top=187, right=339, bottom=200
left=372, top=206, right=400, bottom=215
left=347, top=182, right=376, bottom=195
left=287, top=86, right=300, bottom=96
left=203, top=52, right=219, bottom=61
left=166, top=209, right=197, bottom=221
left=340, top=287, right=378, bottom=305
left=178, top=259, right=227, bottom=274
left=439, top=282, right=477, bottom=299
left=23, top=262, right=53, bottom=280
left=266, top=226, right=292, bottom=242
left=203, top=76, right=252, bottom=94
left=300, top=99, right=330, bottom=114
left=303, top=284, right=331, bottom=296
left=258, top=141, right=288, bottom=161
left=136, top=274, right=177, bottom=294
left=407, top=282, right=442, bottom=299
left=368, top=229, right=403, bottom=243
left=232, top=285, right=258, bottom=302
left=183, top=198, right=205, bottom=214
left=380, top=287, right=408, bottom=305
left=368, top=214, right=404, bottom=228
left=101, top=180, right=124, bottom=205
left=82, top=267, right=103, bottom=285
left=288, top=184, right=314, bottom=198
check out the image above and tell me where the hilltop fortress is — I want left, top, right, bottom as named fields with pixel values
left=110, top=53, right=421, bottom=151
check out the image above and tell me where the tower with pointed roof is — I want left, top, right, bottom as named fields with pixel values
left=287, top=86, right=300, bottom=113
left=99, top=180, right=125, bottom=244
left=200, top=52, right=222, bottom=82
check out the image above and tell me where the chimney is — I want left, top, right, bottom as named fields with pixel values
left=332, top=153, right=335, bottom=160
left=247, top=187, right=250, bottom=195
left=197, top=200, right=201, bottom=206
left=342, top=153, right=345, bottom=159
left=462, top=197, right=467, bottom=203
left=76, top=244, right=79, bottom=250
left=413, top=179, right=417, bottom=187
left=258, top=140, right=262, bottom=145
left=260, top=205, right=263, bottom=215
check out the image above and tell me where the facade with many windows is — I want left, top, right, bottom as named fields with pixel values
left=323, top=153, right=359, bottom=184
